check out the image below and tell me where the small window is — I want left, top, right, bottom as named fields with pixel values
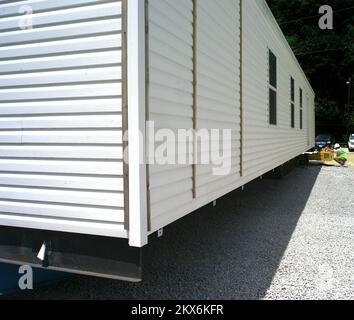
left=299, top=88, right=303, bottom=129
left=268, top=49, right=277, bottom=125
left=269, top=50, right=277, bottom=88
left=269, top=88, right=277, bottom=125
left=290, top=77, right=295, bottom=128
left=291, top=77, right=295, bottom=103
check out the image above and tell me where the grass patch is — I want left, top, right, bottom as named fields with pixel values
left=347, top=152, right=354, bottom=167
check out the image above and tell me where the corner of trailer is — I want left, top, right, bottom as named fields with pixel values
left=0, top=0, right=316, bottom=283
left=0, top=0, right=146, bottom=282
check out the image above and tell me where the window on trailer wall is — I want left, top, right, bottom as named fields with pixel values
left=290, top=77, right=295, bottom=128
left=300, top=88, right=303, bottom=129
left=268, top=49, right=277, bottom=125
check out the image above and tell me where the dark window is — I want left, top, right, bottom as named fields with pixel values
left=269, top=88, right=277, bottom=125
left=268, top=49, right=277, bottom=125
left=290, top=77, right=295, bottom=128
left=300, top=110, right=303, bottom=130
left=269, top=50, right=277, bottom=88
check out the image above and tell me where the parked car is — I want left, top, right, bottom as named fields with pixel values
left=348, top=134, right=354, bottom=152
left=315, top=134, right=336, bottom=150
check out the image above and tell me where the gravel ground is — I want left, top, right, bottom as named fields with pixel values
left=8, top=164, right=354, bottom=300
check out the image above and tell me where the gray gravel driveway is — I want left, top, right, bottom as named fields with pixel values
left=9, top=164, right=354, bottom=300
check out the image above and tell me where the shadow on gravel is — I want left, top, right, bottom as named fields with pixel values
left=9, top=166, right=321, bottom=300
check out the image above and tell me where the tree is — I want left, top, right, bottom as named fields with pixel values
left=267, top=0, right=354, bottom=138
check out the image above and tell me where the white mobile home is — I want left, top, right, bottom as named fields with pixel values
left=0, top=0, right=315, bottom=281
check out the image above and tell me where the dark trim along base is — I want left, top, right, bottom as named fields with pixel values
left=0, top=227, right=142, bottom=282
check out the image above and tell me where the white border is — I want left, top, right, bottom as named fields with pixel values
left=127, top=0, right=148, bottom=247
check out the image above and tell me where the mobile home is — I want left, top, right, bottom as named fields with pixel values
left=0, top=0, right=315, bottom=281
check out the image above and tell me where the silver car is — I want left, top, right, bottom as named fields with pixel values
left=348, top=134, right=354, bottom=152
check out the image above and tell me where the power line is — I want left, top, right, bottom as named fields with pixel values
left=295, top=47, right=350, bottom=56
left=279, top=5, right=354, bottom=25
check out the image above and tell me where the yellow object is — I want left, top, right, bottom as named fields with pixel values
left=308, top=150, right=334, bottom=162
left=320, top=150, right=334, bottom=161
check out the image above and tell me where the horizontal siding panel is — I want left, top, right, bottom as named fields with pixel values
left=151, top=191, right=193, bottom=219
left=0, top=2, right=122, bottom=31
left=150, top=166, right=193, bottom=189
left=150, top=83, right=192, bottom=106
left=0, top=83, right=122, bottom=101
left=149, top=68, right=192, bottom=93
left=0, top=99, right=122, bottom=115
left=150, top=0, right=192, bottom=34
left=150, top=179, right=193, bottom=205
left=0, top=114, right=122, bottom=129
left=0, top=0, right=113, bottom=18
left=149, top=98, right=193, bottom=118
left=0, top=145, right=123, bottom=159
left=0, top=213, right=127, bottom=239
left=0, top=34, right=122, bottom=60
left=149, top=52, right=192, bottom=81
left=0, top=173, right=123, bottom=192
left=0, top=200, right=124, bottom=223
left=150, top=113, right=193, bottom=130
left=0, top=51, right=122, bottom=74
left=0, top=130, right=122, bottom=144
left=149, top=37, right=193, bottom=70
left=0, top=159, right=123, bottom=175
left=0, top=18, right=122, bottom=46
left=149, top=23, right=192, bottom=59
left=0, top=186, right=123, bottom=208
left=0, top=66, right=122, bottom=87
left=149, top=164, right=190, bottom=174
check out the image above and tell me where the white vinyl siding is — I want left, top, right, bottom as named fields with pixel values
left=242, top=0, right=315, bottom=182
left=148, top=0, right=315, bottom=235
left=147, top=0, right=194, bottom=231
left=148, top=0, right=241, bottom=232
left=195, top=0, right=240, bottom=197
left=0, top=0, right=127, bottom=238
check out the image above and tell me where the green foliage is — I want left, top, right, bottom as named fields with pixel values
left=343, top=109, right=354, bottom=130
left=267, top=0, right=354, bottom=133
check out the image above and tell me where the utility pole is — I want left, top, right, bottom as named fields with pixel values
left=347, top=77, right=352, bottom=109
left=346, top=78, right=352, bottom=135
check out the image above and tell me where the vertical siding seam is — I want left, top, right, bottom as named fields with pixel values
left=192, top=0, right=197, bottom=199
left=145, top=0, right=152, bottom=232
left=122, top=0, right=129, bottom=231
left=239, top=0, right=243, bottom=177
